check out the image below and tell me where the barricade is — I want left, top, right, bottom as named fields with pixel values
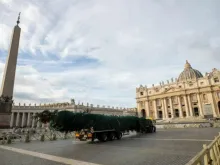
left=0, top=128, right=75, bottom=145
left=186, top=132, right=220, bottom=165
left=156, top=123, right=212, bottom=129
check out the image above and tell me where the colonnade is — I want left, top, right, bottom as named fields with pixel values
left=140, top=93, right=216, bottom=119
left=10, top=112, right=46, bottom=128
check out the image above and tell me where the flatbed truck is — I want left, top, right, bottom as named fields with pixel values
left=75, top=120, right=156, bottom=142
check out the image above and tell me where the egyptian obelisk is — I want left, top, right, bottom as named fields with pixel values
left=0, top=13, right=21, bottom=128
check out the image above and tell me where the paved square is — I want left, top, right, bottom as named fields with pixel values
left=1, top=128, right=219, bottom=165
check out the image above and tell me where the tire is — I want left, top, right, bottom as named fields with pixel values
left=100, top=133, right=108, bottom=142
left=107, top=132, right=115, bottom=141
left=148, top=127, right=153, bottom=133
left=97, top=134, right=102, bottom=141
left=116, top=132, right=122, bottom=140
left=146, top=127, right=151, bottom=133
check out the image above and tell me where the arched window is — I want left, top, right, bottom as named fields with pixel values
left=141, top=109, right=146, bottom=118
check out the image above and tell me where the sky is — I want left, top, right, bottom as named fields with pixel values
left=0, top=0, right=220, bottom=108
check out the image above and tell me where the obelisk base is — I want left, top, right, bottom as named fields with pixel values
left=0, top=100, right=12, bottom=129
left=0, top=113, right=11, bottom=129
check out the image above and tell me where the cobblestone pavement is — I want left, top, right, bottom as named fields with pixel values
left=1, top=128, right=220, bottom=165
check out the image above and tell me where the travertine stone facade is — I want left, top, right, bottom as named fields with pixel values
left=136, top=61, right=220, bottom=119
left=10, top=101, right=136, bottom=128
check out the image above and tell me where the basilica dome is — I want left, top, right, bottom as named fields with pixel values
left=178, top=60, right=203, bottom=82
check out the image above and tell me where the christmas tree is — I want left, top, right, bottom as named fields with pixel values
left=36, top=110, right=151, bottom=133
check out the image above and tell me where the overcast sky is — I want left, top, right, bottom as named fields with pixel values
left=0, top=0, right=220, bottom=108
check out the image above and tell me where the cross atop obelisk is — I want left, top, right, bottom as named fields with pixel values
left=0, top=13, right=21, bottom=128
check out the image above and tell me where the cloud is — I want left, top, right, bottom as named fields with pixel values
left=0, top=0, right=220, bottom=107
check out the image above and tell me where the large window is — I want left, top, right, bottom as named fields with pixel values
left=214, top=77, right=219, bottom=83
left=156, top=99, right=160, bottom=106
left=192, top=94, right=197, bottom=101
left=172, top=96, right=178, bottom=104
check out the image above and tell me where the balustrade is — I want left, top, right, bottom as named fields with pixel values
left=186, top=132, right=220, bottom=165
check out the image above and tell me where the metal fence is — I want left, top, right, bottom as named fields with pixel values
left=0, top=128, right=75, bottom=145
left=186, top=133, right=220, bottom=165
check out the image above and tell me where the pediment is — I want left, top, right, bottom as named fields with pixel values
left=163, top=86, right=175, bottom=93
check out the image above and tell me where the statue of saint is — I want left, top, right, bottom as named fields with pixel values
left=71, top=98, right=75, bottom=104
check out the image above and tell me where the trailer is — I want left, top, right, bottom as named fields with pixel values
left=36, top=110, right=156, bottom=143
left=75, top=117, right=156, bottom=142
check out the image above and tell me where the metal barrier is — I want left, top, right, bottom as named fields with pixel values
left=186, top=133, right=220, bottom=165
left=0, top=128, right=75, bottom=145
left=157, top=123, right=212, bottom=129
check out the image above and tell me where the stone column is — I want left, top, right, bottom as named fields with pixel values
left=145, top=101, right=150, bottom=117
left=161, top=99, right=165, bottom=119
left=32, top=113, right=35, bottom=128
left=163, top=98, right=168, bottom=119
left=27, top=113, right=31, bottom=127
left=37, top=120, right=40, bottom=128
left=209, top=92, right=217, bottom=117
left=21, top=112, right=26, bottom=127
left=137, top=102, right=141, bottom=117
left=187, top=95, right=193, bottom=116
left=197, top=94, right=204, bottom=117
left=16, top=112, right=20, bottom=127
left=10, top=112, right=14, bottom=127
left=153, top=100, right=158, bottom=119
left=178, top=96, right=183, bottom=118
left=184, top=95, right=189, bottom=117
left=169, top=97, right=174, bottom=118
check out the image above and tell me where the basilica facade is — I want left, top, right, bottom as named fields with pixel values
left=136, top=61, right=220, bottom=119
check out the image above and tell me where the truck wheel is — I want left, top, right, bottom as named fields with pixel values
left=107, top=132, right=115, bottom=141
left=116, top=132, right=122, bottom=140
left=100, top=133, right=108, bottom=142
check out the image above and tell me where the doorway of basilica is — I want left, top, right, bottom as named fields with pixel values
left=193, top=107, right=199, bottom=116
left=141, top=109, right=146, bottom=118
left=158, top=111, right=163, bottom=119
left=218, top=101, right=220, bottom=114
left=175, top=109, right=179, bottom=117
left=183, top=111, right=186, bottom=117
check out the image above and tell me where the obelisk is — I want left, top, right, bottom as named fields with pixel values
left=0, top=13, right=21, bottom=128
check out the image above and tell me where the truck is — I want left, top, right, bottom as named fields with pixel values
left=74, top=114, right=156, bottom=142
left=36, top=110, right=156, bottom=143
